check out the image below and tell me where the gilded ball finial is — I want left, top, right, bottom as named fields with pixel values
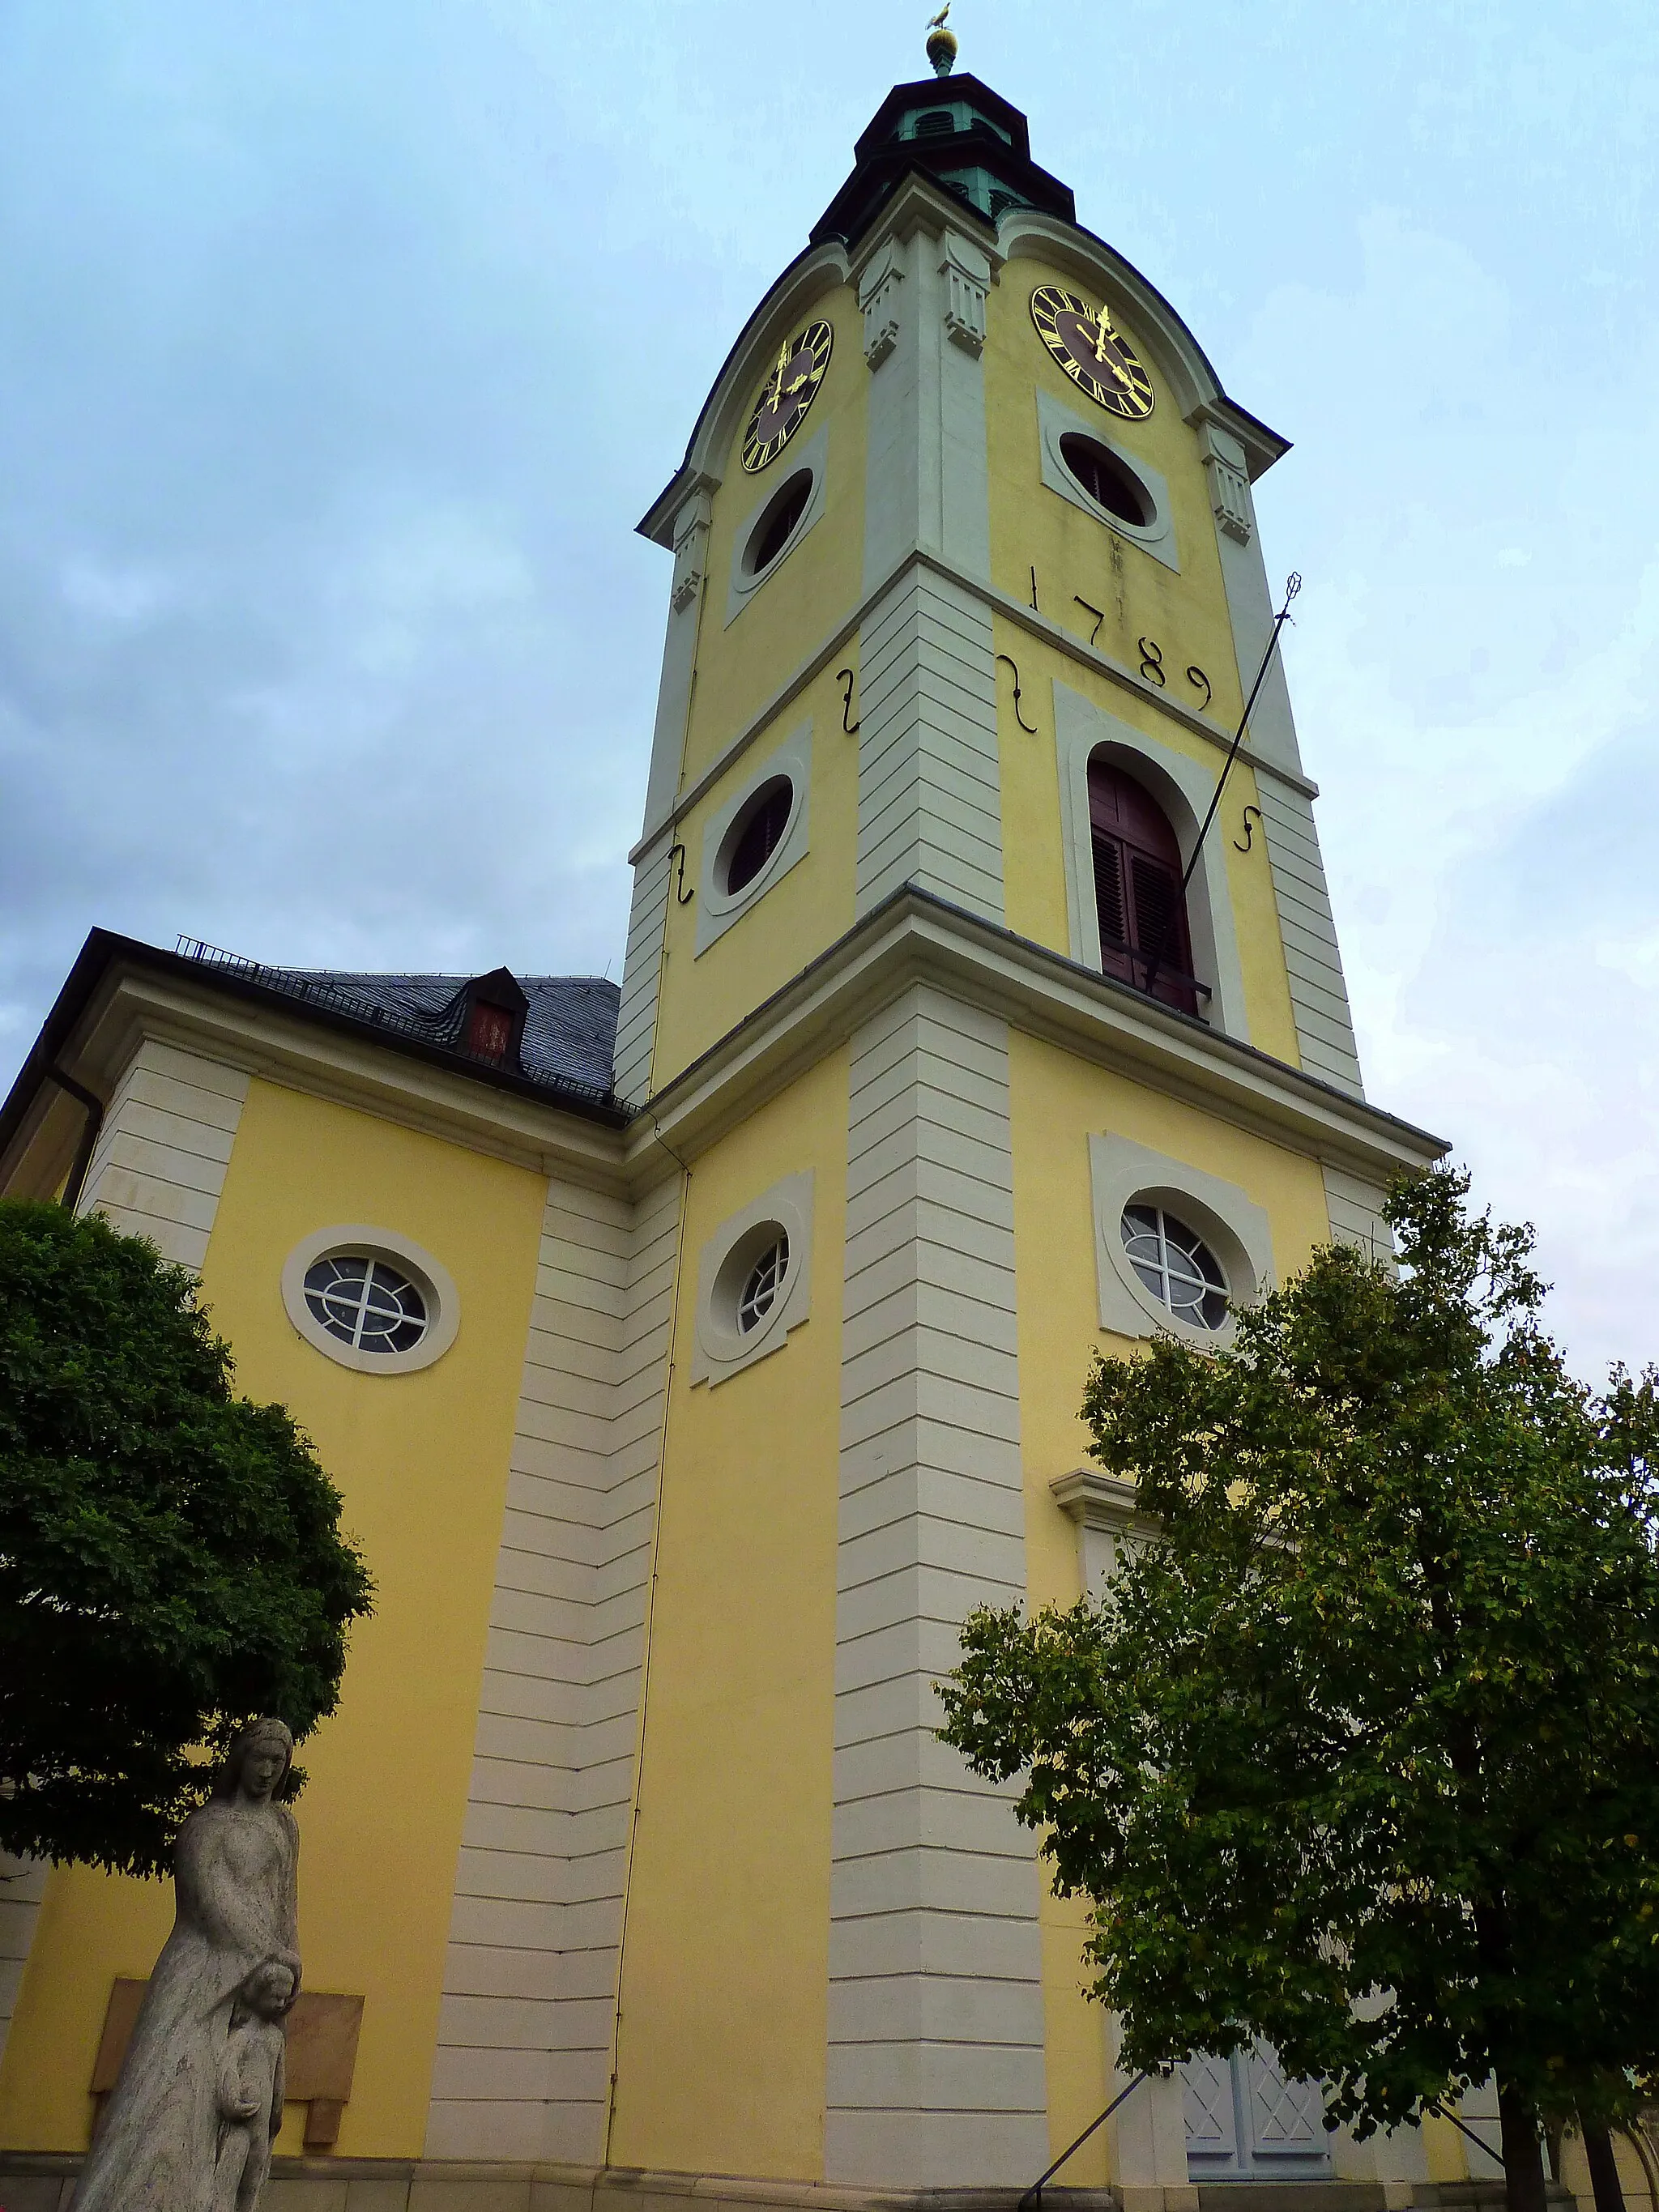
left=925, top=4, right=957, bottom=75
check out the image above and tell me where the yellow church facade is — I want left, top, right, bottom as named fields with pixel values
left=2, top=50, right=1566, bottom=2212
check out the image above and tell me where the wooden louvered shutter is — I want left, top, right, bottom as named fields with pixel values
left=1128, top=852, right=1196, bottom=1010
left=1128, top=853, right=1178, bottom=965
left=1092, top=837, right=1136, bottom=984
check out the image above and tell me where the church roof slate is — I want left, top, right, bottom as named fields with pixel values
left=296, top=969, right=621, bottom=1098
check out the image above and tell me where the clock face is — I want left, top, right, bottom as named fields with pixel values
left=742, top=319, right=834, bottom=472
left=1030, top=285, right=1154, bottom=420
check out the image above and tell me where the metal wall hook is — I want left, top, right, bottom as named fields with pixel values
left=1234, top=803, right=1261, bottom=853
left=996, top=653, right=1038, bottom=735
left=667, top=842, right=694, bottom=904
left=836, top=667, right=859, bottom=735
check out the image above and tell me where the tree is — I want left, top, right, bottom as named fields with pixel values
left=0, top=1199, right=373, bottom=1877
left=938, top=1167, right=1659, bottom=2212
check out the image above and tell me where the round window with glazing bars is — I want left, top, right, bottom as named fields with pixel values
left=1120, top=1204, right=1228, bottom=1330
left=736, top=1234, right=789, bottom=1335
left=303, top=1255, right=429, bottom=1356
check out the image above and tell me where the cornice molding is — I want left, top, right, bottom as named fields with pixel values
left=1050, top=1468, right=1156, bottom=1536
left=9, top=898, right=1443, bottom=1221
left=45, top=964, right=633, bottom=1195
left=629, top=548, right=1317, bottom=863
left=953, top=552, right=1320, bottom=799
left=633, top=884, right=1446, bottom=1182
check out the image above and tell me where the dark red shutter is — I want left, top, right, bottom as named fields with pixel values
left=1128, top=853, right=1177, bottom=963
left=467, top=1003, right=514, bottom=1063
left=1085, top=758, right=1198, bottom=1014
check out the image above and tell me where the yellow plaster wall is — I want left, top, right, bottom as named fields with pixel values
left=648, top=655, right=859, bottom=1093
left=1423, top=2110, right=1474, bottom=2183
left=983, top=255, right=1303, bottom=1070
left=676, top=288, right=867, bottom=797
left=0, top=1076, right=545, bottom=2157
left=608, top=1051, right=848, bottom=2181
left=1005, top=1028, right=1334, bottom=2161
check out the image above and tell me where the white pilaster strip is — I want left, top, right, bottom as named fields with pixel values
left=826, top=985, right=1047, bottom=2188
left=426, top=1172, right=680, bottom=2163
left=855, top=567, right=1004, bottom=925
left=76, top=1038, right=250, bottom=1271
left=1255, top=785, right=1365, bottom=1096
left=0, top=1853, right=49, bottom=2071
left=1195, top=420, right=1364, bottom=1095
left=0, top=1042, right=253, bottom=2043
left=612, top=842, right=673, bottom=1106
left=1198, top=419, right=1306, bottom=786
left=1321, top=1161, right=1394, bottom=1260
left=859, top=210, right=993, bottom=593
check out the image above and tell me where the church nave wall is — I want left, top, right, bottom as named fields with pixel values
left=0, top=1072, right=550, bottom=2162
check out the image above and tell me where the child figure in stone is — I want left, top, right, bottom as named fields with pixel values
left=211, top=1958, right=293, bottom=2212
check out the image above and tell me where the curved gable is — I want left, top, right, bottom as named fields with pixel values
left=999, top=209, right=1290, bottom=477
left=636, top=242, right=853, bottom=547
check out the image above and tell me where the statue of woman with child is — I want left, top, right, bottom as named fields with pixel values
left=75, top=1718, right=302, bottom=2212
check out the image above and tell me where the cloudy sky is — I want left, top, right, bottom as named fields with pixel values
left=2, top=1, right=1656, bottom=1379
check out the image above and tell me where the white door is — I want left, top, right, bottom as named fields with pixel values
left=1180, top=2042, right=1332, bottom=2179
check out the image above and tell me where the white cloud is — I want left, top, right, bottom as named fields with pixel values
left=59, top=558, right=183, bottom=626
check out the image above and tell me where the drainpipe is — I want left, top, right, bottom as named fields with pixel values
left=48, top=1067, right=104, bottom=1213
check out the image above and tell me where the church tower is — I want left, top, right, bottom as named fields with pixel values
left=603, top=38, right=1441, bottom=2202
left=0, top=36, right=1462, bottom=2212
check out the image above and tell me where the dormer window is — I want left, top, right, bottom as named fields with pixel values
left=1088, top=758, right=1205, bottom=1017
left=456, top=967, right=530, bottom=1070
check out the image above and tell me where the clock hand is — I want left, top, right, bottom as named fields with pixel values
left=1093, top=305, right=1116, bottom=361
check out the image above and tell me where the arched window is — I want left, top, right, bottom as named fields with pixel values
left=1087, top=758, right=1203, bottom=1016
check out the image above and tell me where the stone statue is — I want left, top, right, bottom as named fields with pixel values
left=211, top=1959, right=293, bottom=2212
left=75, top=1719, right=301, bottom=2212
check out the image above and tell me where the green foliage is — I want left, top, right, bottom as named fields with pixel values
left=0, top=1199, right=373, bottom=1877
left=939, top=1166, right=1659, bottom=2149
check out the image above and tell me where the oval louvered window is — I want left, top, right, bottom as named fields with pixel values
left=723, top=777, right=794, bottom=895
left=1087, top=758, right=1201, bottom=1016
left=1060, top=434, right=1152, bottom=527
left=746, top=471, right=812, bottom=576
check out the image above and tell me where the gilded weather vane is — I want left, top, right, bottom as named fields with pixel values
left=926, top=4, right=958, bottom=76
